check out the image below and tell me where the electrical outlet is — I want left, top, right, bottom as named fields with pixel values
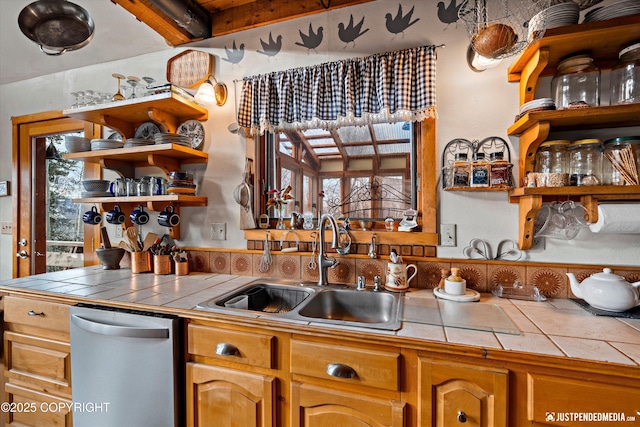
left=440, top=224, right=456, bottom=247
left=1, top=221, right=12, bottom=235
left=115, top=226, right=123, bottom=238
left=529, top=236, right=546, bottom=252
left=210, top=223, right=226, bottom=240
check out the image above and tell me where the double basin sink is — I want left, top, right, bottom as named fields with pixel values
left=197, top=279, right=403, bottom=331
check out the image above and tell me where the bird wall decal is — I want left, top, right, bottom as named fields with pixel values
left=338, top=15, right=369, bottom=48
left=295, top=23, right=324, bottom=52
left=257, top=32, right=283, bottom=57
left=385, top=4, right=420, bottom=38
left=437, top=0, right=462, bottom=28
left=222, top=40, right=245, bottom=64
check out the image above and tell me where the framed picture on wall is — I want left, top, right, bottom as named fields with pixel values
left=0, top=181, right=9, bottom=196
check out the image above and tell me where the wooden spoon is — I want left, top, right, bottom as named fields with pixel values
left=125, top=227, right=140, bottom=252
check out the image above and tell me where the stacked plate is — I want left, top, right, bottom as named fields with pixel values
left=583, top=0, right=640, bottom=22
left=123, top=138, right=155, bottom=148
left=167, top=171, right=196, bottom=195
left=154, top=132, right=191, bottom=147
left=517, top=98, right=556, bottom=120
left=81, top=191, right=112, bottom=198
left=529, top=1, right=580, bottom=41
left=91, top=139, right=124, bottom=151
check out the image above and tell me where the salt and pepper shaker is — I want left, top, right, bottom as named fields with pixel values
left=357, top=276, right=366, bottom=291
left=373, top=275, right=382, bottom=292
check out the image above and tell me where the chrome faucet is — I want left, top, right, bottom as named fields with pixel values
left=317, top=213, right=340, bottom=286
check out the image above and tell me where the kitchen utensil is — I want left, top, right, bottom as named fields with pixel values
left=308, top=232, right=318, bottom=270
left=567, top=268, right=640, bottom=312
left=258, top=231, right=272, bottom=273
left=142, top=232, right=158, bottom=252
left=234, top=159, right=252, bottom=211
left=280, top=230, right=299, bottom=253
left=18, top=0, right=95, bottom=56
left=125, top=227, right=140, bottom=252
left=100, top=226, right=111, bottom=249
left=95, top=247, right=125, bottom=270
left=463, top=238, right=492, bottom=260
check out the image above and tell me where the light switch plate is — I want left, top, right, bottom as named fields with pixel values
left=1, top=221, right=12, bottom=235
left=210, top=223, right=226, bottom=240
left=440, top=224, right=456, bottom=247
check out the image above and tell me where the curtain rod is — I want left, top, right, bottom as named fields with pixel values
left=233, top=44, right=445, bottom=83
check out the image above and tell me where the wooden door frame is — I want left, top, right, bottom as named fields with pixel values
left=11, top=111, right=100, bottom=278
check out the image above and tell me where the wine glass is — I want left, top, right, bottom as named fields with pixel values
left=127, top=76, right=140, bottom=99
left=142, top=76, right=155, bottom=96
left=111, top=73, right=126, bottom=101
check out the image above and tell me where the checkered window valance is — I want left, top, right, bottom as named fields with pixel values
left=238, top=45, right=438, bottom=135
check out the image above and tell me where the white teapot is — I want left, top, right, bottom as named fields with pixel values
left=566, top=268, right=640, bottom=312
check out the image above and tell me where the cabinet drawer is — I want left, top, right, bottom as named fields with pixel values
left=4, top=296, right=69, bottom=334
left=528, top=373, right=640, bottom=425
left=188, top=323, right=274, bottom=369
left=291, top=339, right=400, bottom=391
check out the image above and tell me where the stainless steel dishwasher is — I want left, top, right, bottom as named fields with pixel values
left=69, top=303, right=181, bottom=427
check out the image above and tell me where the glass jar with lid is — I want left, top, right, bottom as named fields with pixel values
left=535, top=140, right=570, bottom=187
left=602, top=136, right=640, bottom=185
left=449, top=153, right=470, bottom=188
left=610, top=42, right=640, bottom=105
left=551, top=54, right=600, bottom=110
left=470, top=152, right=490, bottom=188
left=568, top=139, right=603, bottom=186
left=489, top=151, right=512, bottom=188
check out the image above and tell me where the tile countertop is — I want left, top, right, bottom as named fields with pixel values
left=1, top=267, right=639, bottom=367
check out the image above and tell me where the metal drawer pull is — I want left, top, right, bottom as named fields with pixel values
left=326, top=363, right=357, bottom=379
left=457, top=411, right=467, bottom=423
left=215, top=343, right=240, bottom=356
left=28, top=310, right=45, bottom=316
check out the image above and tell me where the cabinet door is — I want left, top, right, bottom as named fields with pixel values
left=186, top=362, right=276, bottom=427
left=4, top=382, right=72, bottom=427
left=420, top=359, right=508, bottom=427
left=292, top=381, right=405, bottom=427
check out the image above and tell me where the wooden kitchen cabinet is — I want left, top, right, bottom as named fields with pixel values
left=290, top=337, right=406, bottom=427
left=186, top=322, right=284, bottom=426
left=2, top=296, right=72, bottom=427
left=186, top=362, right=276, bottom=427
left=418, top=358, right=508, bottom=427
left=506, top=15, right=640, bottom=249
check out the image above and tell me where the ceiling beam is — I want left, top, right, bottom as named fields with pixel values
left=111, top=0, right=194, bottom=46
left=211, top=0, right=375, bottom=37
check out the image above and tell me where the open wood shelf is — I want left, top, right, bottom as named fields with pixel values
left=445, top=187, right=513, bottom=192
left=63, top=91, right=208, bottom=137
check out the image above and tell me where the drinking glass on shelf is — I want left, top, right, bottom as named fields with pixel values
left=70, top=92, right=80, bottom=108
left=142, top=76, right=155, bottom=96
left=112, top=73, right=126, bottom=101
left=127, top=76, right=140, bottom=98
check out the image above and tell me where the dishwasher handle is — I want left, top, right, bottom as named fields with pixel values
left=71, top=314, right=170, bottom=339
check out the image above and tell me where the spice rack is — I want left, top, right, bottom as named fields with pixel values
left=63, top=92, right=209, bottom=239
left=506, top=16, right=640, bottom=249
left=441, top=136, right=514, bottom=191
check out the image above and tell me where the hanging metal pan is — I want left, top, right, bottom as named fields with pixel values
left=18, top=0, right=95, bottom=56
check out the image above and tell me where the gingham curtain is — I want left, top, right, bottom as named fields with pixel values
left=238, top=45, right=438, bottom=135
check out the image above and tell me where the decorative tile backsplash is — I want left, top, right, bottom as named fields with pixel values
left=188, top=249, right=640, bottom=299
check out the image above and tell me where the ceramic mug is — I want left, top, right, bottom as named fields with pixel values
left=82, top=206, right=102, bottom=225
left=109, top=178, right=127, bottom=197
left=158, top=205, right=180, bottom=227
left=129, top=205, right=149, bottom=225
left=105, top=205, right=126, bottom=225
left=385, top=262, right=417, bottom=291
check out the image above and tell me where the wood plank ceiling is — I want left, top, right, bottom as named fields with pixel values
left=111, top=0, right=375, bottom=46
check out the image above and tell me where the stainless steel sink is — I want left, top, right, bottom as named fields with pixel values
left=297, top=289, right=402, bottom=329
left=196, top=279, right=403, bottom=331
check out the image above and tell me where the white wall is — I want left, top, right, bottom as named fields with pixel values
left=1, top=0, right=638, bottom=280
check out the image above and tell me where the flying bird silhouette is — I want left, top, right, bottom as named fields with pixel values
left=437, top=0, right=462, bottom=28
left=338, top=15, right=369, bottom=48
left=295, top=23, right=324, bottom=52
left=222, top=40, right=245, bottom=64
left=385, top=4, right=420, bottom=38
left=257, top=32, right=283, bottom=57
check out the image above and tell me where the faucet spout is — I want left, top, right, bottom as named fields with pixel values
left=318, top=214, right=340, bottom=286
